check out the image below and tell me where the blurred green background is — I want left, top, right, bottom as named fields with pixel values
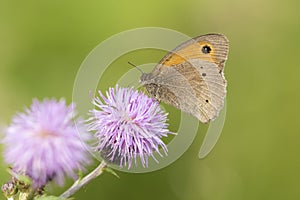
left=1, top=0, right=300, bottom=199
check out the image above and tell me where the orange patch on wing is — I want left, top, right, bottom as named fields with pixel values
left=161, top=41, right=217, bottom=67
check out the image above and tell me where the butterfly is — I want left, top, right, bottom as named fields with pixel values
left=140, top=33, right=229, bottom=123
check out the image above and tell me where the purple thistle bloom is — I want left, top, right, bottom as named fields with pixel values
left=87, top=85, right=172, bottom=169
left=2, top=99, right=90, bottom=188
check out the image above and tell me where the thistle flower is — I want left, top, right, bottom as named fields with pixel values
left=2, top=99, right=90, bottom=188
left=87, top=85, right=172, bottom=169
left=1, top=181, right=17, bottom=199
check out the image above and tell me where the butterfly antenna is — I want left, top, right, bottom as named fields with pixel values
left=128, top=61, right=143, bottom=74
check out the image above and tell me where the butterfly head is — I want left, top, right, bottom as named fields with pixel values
left=140, top=72, right=153, bottom=84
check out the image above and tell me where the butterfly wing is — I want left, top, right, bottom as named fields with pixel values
left=151, top=33, right=228, bottom=74
left=142, top=33, right=229, bottom=123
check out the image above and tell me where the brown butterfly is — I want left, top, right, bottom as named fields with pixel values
left=140, top=33, right=229, bottom=123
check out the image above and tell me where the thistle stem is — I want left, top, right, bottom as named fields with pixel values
left=60, top=160, right=107, bottom=199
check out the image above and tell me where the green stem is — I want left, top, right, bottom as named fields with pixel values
left=26, top=190, right=36, bottom=200
left=60, top=160, right=107, bottom=199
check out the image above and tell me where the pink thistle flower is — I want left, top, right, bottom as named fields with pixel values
left=2, top=99, right=91, bottom=188
left=87, top=86, right=172, bottom=169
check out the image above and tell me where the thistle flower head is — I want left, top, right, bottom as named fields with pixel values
left=2, top=99, right=90, bottom=188
left=87, top=85, right=172, bottom=169
left=1, top=181, right=18, bottom=198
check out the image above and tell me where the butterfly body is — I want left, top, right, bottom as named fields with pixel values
left=140, top=33, right=229, bottom=123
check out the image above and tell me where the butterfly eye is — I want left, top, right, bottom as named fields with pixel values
left=202, top=45, right=211, bottom=54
